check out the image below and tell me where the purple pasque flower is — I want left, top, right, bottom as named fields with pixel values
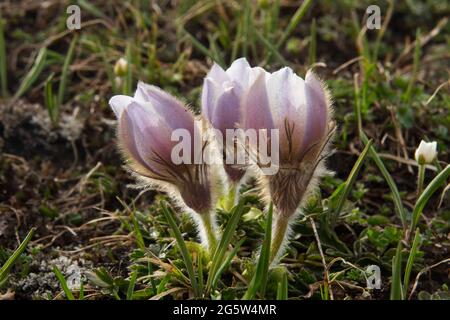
left=201, top=58, right=265, bottom=183
left=109, top=82, right=213, bottom=215
left=242, top=66, right=335, bottom=263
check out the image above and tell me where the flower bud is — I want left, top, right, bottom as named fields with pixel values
left=114, top=57, right=128, bottom=77
left=414, top=140, right=437, bottom=165
left=202, top=58, right=265, bottom=183
left=109, top=82, right=220, bottom=250
left=241, top=66, right=334, bottom=263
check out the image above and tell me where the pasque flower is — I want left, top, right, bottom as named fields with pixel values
left=242, top=66, right=335, bottom=263
left=202, top=58, right=265, bottom=184
left=109, top=82, right=219, bottom=252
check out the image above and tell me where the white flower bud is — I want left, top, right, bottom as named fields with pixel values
left=414, top=140, right=437, bottom=165
left=114, top=57, right=128, bottom=77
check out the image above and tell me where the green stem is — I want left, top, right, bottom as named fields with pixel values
left=417, top=164, right=425, bottom=197
left=269, top=216, right=289, bottom=264
left=200, top=212, right=218, bottom=256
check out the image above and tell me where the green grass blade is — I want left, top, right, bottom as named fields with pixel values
left=390, top=241, right=403, bottom=300
left=253, top=28, right=288, bottom=66
left=124, top=42, right=133, bottom=95
left=211, top=237, right=245, bottom=290
left=276, top=269, right=288, bottom=300
left=242, top=203, right=273, bottom=300
left=197, top=249, right=204, bottom=295
left=53, top=266, right=75, bottom=300
left=330, top=139, right=373, bottom=227
left=206, top=200, right=245, bottom=293
left=14, top=47, right=47, bottom=100
left=403, top=229, right=422, bottom=298
left=78, top=281, right=84, bottom=300
left=0, top=228, right=35, bottom=287
left=0, top=10, right=8, bottom=97
left=354, top=77, right=407, bottom=229
left=308, top=18, right=317, bottom=66
left=411, top=164, right=450, bottom=233
left=126, top=269, right=138, bottom=300
left=44, top=73, right=58, bottom=126
left=276, top=0, right=314, bottom=49
left=160, top=201, right=200, bottom=297
left=131, top=212, right=145, bottom=251
left=403, top=29, right=421, bottom=103
left=57, top=34, right=78, bottom=106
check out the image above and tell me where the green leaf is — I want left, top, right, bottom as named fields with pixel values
left=160, top=201, right=200, bottom=297
left=330, top=139, right=373, bottom=227
left=411, top=165, right=450, bottom=233
left=390, top=241, right=403, bottom=300
left=14, top=47, right=47, bottom=100
left=0, top=228, right=35, bottom=287
left=126, top=269, right=138, bottom=300
left=403, top=229, right=422, bottom=298
left=53, top=266, right=75, bottom=300
left=206, top=200, right=245, bottom=293
left=243, top=203, right=273, bottom=300
left=276, top=269, right=288, bottom=300
left=57, top=34, right=78, bottom=106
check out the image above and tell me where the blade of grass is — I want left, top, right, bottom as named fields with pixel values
left=57, top=34, right=78, bottom=106
left=330, top=139, right=373, bottom=228
left=277, top=0, right=314, bottom=49
left=13, top=47, right=47, bottom=100
left=197, top=249, right=204, bottom=296
left=308, top=18, right=317, bottom=66
left=160, top=201, right=200, bottom=297
left=206, top=200, right=245, bottom=293
left=410, top=164, right=450, bottom=233
left=0, top=10, right=8, bottom=97
left=390, top=241, right=403, bottom=300
left=182, top=28, right=224, bottom=67
left=44, top=73, right=58, bottom=126
left=276, top=269, right=288, bottom=300
left=402, top=29, right=421, bottom=103
left=253, top=28, right=288, bottom=66
left=242, top=203, right=273, bottom=300
left=131, top=212, right=145, bottom=251
left=354, top=75, right=407, bottom=230
left=53, top=266, right=75, bottom=300
left=0, top=228, right=35, bottom=287
left=126, top=269, right=138, bottom=300
left=403, top=229, right=421, bottom=298
left=211, top=237, right=245, bottom=290
left=124, top=42, right=133, bottom=95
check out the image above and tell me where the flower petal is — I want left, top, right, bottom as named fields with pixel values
left=109, top=95, right=133, bottom=118
left=211, top=86, right=240, bottom=133
left=243, top=69, right=273, bottom=131
left=135, top=82, right=195, bottom=132
left=303, top=70, right=329, bottom=153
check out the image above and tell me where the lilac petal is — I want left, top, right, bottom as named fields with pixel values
left=109, top=95, right=133, bottom=118
left=243, top=70, right=273, bottom=131
left=124, top=102, right=175, bottom=171
left=207, top=63, right=229, bottom=84
left=201, top=77, right=222, bottom=123
left=135, top=82, right=195, bottom=133
left=226, top=58, right=251, bottom=88
left=302, top=70, right=328, bottom=152
left=211, top=86, right=240, bottom=134
left=266, top=68, right=306, bottom=159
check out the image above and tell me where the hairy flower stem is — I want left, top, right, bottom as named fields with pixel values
left=417, top=164, right=425, bottom=196
left=199, top=212, right=218, bottom=256
left=269, top=215, right=290, bottom=264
